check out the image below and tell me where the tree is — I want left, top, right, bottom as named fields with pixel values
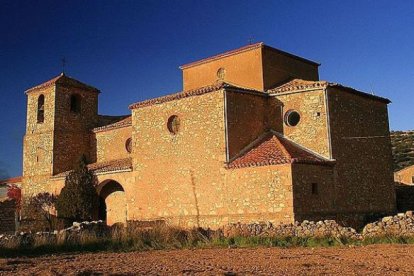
left=29, top=192, right=57, bottom=230
left=55, top=155, right=99, bottom=224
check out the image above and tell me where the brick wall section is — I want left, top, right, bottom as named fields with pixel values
left=394, top=165, right=414, bottom=184
left=226, top=91, right=283, bottom=159
left=327, top=87, right=396, bottom=214
left=274, top=89, right=330, bottom=158
left=91, top=126, right=132, bottom=163
left=0, top=199, right=16, bottom=233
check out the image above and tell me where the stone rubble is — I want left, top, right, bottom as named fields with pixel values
left=362, top=211, right=414, bottom=237
left=222, top=220, right=361, bottom=240
left=2, top=212, right=414, bottom=248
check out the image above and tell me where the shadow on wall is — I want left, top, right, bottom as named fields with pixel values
left=395, top=183, right=414, bottom=212
left=0, top=199, right=17, bottom=234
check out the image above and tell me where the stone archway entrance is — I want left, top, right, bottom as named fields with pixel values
left=97, top=180, right=127, bottom=226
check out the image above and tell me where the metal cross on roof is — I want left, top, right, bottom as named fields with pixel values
left=61, top=57, right=66, bottom=74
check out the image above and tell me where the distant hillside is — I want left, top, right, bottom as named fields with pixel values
left=391, top=130, right=414, bottom=172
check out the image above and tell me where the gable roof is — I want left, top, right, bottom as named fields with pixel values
left=227, top=131, right=335, bottom=169
left=93, top=115, right=132, bottom=132
left=53, top=158, right=132, bottom=178
left=267, top=79, right=391, bottom=104
left=179, top=42, right=319, bottom=69
left=129, top=81, right=265, bottom=110
left=25, top=73, right=100, bottom=94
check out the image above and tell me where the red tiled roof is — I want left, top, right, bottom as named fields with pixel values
left=53, top=158, right=132, bottom=178
left=268, top=79, right=328, bottom=94
left=268, top=79, right=390, bottom=104
left=25, top=73, right=99, bottom=93
left=0, top=176, right=22, bottom=185
left=227, top=131, right=334, bottom=169
left=93, top=116, right=132, bottom=132
left=129, top=81, right=264, bottom=110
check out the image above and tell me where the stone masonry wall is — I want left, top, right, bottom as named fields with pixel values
left=225, top=164, right=294, bottom=225
left=52, top=84, right=98, bottom=174
left=23, top=86, right=55, bottom=198
left=130, top=90, right=227, bottom=228
left=129, top=90, right=296, bottom=228
left=275, top=89, right=330, bottom=158
left=394, top=165, right=414, bottom=184
left=91, top=126, right=132, bottom=163
left=226, top=91, right=283, bottom=159
left=327, top=87, right=396, bottom=215
left=292, top=163, right=336, bottom=220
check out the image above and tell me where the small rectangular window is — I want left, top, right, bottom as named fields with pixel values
left=311, top=183, right=318, bottom=195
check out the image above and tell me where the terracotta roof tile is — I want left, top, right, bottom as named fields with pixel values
left=267, top=79, right=390, bottom=103
left=93, top=116, right=132, bottom=132
left=227, top=131, right=334, bottom=169
left=129, top=81, right=264, bottom=110
left=25, top=73, right=99, bottom=93
left=268, top=79, right=328, bottom=94
left=53, top=158, right=132, bottom=178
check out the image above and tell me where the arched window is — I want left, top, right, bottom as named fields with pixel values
left=37, top=95, right=45, bottom=123
left=70, top=94, right=81, bottom=113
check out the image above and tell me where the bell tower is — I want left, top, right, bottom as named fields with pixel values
left=23, top=73, right=99, bottom=195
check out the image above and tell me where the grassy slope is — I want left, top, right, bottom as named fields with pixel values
left=391, top=130, right=414, bottom=172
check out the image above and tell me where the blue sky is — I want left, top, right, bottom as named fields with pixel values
left=1, top=0, right=413, bottom=177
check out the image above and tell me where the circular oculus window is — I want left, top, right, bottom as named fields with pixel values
left=217, top=68, right=226, bottom=80
left=125, top=138, right=132, bottom=153
left=284, top=110, right=301, bottom=127
left=167, top=115, right=180, bottom=135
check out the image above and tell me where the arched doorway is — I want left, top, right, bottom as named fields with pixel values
left=97, top=180, right=127, bottom=226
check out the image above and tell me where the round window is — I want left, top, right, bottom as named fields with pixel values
left=125, top=138, right=132, bottom=153
left=217, top=68, right=226, bottom=80
left=167, top=115, right=180, bottom=135
left=284, top=110, right=301, bottom=126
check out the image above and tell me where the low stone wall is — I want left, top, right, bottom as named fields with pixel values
left=3, top=212, right=414, bottom=247
left=0, top=221, right=108, bottom=248
left=222, top=220, right=361, bottom=240
left=0, top=199, right=16, bottom=234
left=363, top=211, right=414, bottom=237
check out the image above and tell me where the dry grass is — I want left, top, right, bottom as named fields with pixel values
left=1, top=225, right=414, bottom=258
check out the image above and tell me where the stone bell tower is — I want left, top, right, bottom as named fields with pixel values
left=22, top=73, right=100, bottom=196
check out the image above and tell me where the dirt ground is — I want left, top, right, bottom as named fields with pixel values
left=0, top=244, right=413, bottom=275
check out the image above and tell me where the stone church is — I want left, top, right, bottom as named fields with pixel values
left=21, top=42, right=396, bottom=228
